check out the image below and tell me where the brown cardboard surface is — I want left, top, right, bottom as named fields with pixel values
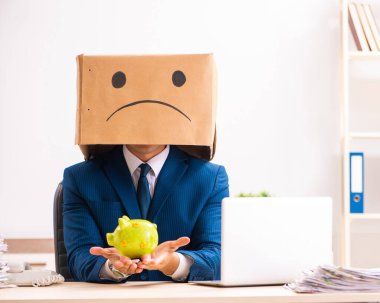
left=76, top=54, right=217, bottom=160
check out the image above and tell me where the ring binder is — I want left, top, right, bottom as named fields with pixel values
left=350, top=152, right=364, bottom=213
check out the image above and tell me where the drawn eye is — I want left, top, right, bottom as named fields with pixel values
left=172, top=70, right=186, bottom=87
left=112, top=71, right=126, bottom=88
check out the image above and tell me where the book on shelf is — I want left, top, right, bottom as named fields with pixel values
left=355, top=3, right=378, bottom=51
left=348, top=3, right=370, bottom=51
left=350, top=152, right=364, bottom=213
left=363, top=4, right=380, bottom=50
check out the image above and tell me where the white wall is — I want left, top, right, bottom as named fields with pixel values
left=0, top=0, right=366, bottom=264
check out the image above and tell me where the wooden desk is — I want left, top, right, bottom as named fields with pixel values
left=1, top=282, right=380, bottom=303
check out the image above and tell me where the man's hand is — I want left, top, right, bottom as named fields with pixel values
left=89, top=247, right=143, bottom=275
left=139, top=237, right=190, bottom=276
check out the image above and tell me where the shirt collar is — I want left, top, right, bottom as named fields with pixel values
left=123, top=145, right=170, bottom=177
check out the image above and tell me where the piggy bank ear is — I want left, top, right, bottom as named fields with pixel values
left=106, top=233, right=114, bottom=246
left=153, top=224, right=157, bottom=229
left=122, top=215, right=130, bottom=221
left=118, top=218, right=128, bottom=229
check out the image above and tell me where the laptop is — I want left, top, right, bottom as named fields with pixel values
left=192, top=197, right=333, bottom=287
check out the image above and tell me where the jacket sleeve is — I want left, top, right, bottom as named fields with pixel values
left=177, top=165, right=229, bottom=281
left=62, top=167, right=125, bottom=283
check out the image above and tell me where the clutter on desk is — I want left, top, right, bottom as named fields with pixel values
left=285, top=265, right=380, bottom=293
left=5, top=260, right=64, bottom=287
left=0, top=237, right=64, bottom=288
left=7, top=269, right=65, bottom=287
left=0, top=237, right=15, bottom=288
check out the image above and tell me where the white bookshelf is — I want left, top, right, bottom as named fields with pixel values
left=340, top=0, right=380, bottom=267
left=350, top=213, right=380, bottom=220
left=349, top=51, right=380, bottom=60
left=349, top=132, right=380, bottom=139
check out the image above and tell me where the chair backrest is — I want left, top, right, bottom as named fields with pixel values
left=53, top=182, right=73, bottom=281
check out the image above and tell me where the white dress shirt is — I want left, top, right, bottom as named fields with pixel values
left=123, top=144, right=170, bottom=198
left=100, top=145, right=192, bottom=281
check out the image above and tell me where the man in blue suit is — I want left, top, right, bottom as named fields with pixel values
left=63, top=143, right=229, bottom=283
left=64, top=53, right=228, bottom=282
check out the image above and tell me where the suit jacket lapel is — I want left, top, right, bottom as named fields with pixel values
left=147, top=146, right=189, bottom=221
left=101, top=146, right=142, bottom=219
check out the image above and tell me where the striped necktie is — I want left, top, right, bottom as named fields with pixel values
left=137, top=163, right=151, bottom=219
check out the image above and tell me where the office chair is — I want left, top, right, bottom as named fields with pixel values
left=53, top=182, right=73, bottom=281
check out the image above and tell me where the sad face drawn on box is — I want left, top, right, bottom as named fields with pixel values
left=76, top=54, right=217, bottom=160
left=106, top=70, right=191, bottom=122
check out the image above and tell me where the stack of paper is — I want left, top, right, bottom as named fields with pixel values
left=0, top=236, right=15, bottom=288
left=285, top=265, right=380, bottom=293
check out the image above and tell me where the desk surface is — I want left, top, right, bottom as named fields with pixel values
left=1, top=282, right=380, bottom=303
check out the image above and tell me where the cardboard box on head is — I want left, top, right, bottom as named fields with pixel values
left=76, top=54, right=217, bottom=161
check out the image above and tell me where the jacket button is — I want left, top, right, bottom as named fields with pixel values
left=140, top=273, right=147, bottom=280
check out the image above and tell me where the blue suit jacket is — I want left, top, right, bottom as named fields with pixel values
left=63, top=145, right=229, bottom=283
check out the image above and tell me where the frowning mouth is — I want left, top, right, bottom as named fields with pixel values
left=106, top=100, right=191, bottom=122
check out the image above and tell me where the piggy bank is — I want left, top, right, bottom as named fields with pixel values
left=106, top=215, right=158, bottom=259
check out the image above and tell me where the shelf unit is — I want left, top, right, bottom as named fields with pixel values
left=340, top=0, right=380, bottom=266
left=349, top=132, right=380, bottom=139
left=349, top=213, right=380, bottom=220
left=349, top=51, right=380, bottom=60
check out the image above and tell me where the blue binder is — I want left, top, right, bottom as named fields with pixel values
left=350, top=152, right=364, bottom=213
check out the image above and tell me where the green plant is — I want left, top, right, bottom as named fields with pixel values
left=236, top=191, right=271, bottom=198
